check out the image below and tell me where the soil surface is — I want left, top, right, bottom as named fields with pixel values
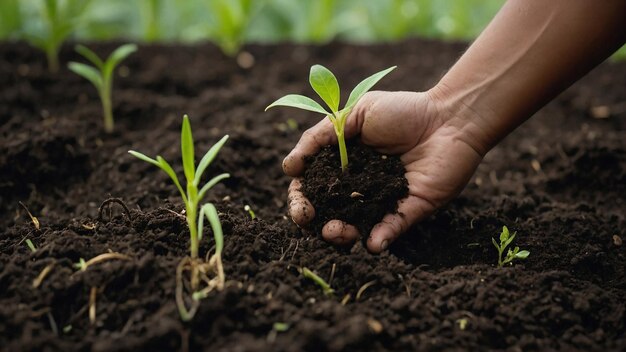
left=302, top=141, right=408, bottom=238
left=0, top=39, right=625, bottom=351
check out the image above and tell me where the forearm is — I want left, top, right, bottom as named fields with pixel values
left=431, top=0, right=626, bottom=154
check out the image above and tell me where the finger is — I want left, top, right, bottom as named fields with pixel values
left=367, top=196, right=435, bottom=253
left=287, top=178, right=315, bottom=226
left=283, top=118, right=336, bottom=177
left=322, top=220, right=360, bottom=246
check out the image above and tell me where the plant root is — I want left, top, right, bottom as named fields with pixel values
left=98, top=198, right=132, bottom=224
left=175, top=254, right=225, bottom=321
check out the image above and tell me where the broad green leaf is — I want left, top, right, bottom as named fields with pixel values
left=309, top=64, right=340, bottom=112
left=199, top=203, right=224, bottom=253
left=128, top=150, right=160, bottom=168
left=103, top=43, right=137, bottom=79
left=499, top=226, right=509, bottom=243
left=265, top=94, right=331, bottom=115
left=68, top=62, right=103, bottom=90
left=156, top=156, right=188, bottom=203
left=515, top=250, right=530, bottom=259
left=194, top=135, right=229, bottom=187
left=503, top=233, right=516, bottom=250
left=345, top=66, right=396, bottom=111
left=181, top=115, right=195, bottom=183
left=75, top=44, right=103, bottom=69
left=198, top=173, right=230, bottom=203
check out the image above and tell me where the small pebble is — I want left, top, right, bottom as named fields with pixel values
left=613, top=235, right=622, bottom=246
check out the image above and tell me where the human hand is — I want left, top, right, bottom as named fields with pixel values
left=285, top=90, right=487, bottom=253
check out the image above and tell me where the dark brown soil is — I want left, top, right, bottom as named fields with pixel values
left=0, top=39, right=625, bottom=351
left=302, top=141, right=408, bottom=238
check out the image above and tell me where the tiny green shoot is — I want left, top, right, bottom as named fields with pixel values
left=244, top=204, right=256, bottom=219
left=266, top=65, right=396, bottom=171
left=492, top=226, right=530, bottom=268
left=129, top=115, right=229, bottom=321
left=25, top=239, right=37, bottom=253
left=273, top=322, right=289, bottom=332
left=74, top=258, right=87, bottom=271
left=300, top=267, right=334, bottom=296
left=68, top=43, right=137, bottom=133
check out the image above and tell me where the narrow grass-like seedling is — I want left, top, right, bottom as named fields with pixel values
left=129, top=115, right=229, bottom=321
left=300, top=267, right=334, bottom=296
left=23, top=0, right=91, bottom=73
left=68, top=43, right=137, bottom=133
left=25, top=239, right=37, bottom=253
left=492, top=226, right=530, bottom=268
left=266, top=65, right=396, bottom=171
left=204, top=0, right=258, bottom=56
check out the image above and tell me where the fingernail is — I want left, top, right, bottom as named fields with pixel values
left=380, top=240, right=389, bottom=251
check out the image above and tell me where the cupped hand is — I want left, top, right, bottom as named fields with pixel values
left=285, top=90, right=486, bottom=253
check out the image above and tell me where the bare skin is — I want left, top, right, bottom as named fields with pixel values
left=285, top=0, right=626, bottom=253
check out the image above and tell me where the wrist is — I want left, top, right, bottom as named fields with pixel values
left=426, top=83, right=502, bottom=156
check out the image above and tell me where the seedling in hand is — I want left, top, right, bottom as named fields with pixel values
left=266, top=64, right=396, bottom=171
left=492, top=226, right=530, bottom=267
left=68, top=43, right=137, bottom=133
left=129, top=115, right=229, bottom=321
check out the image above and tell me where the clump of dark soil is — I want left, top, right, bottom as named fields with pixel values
left=0, top=39, right=624, bottom=351
left=302, top=141, right=408, bottom=238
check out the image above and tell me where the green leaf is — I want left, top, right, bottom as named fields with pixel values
left=156, top=156, right=188, bottom=204
left=103, top=43, right=137, bottom=79
left=265, top=94, right=331, bottom=115
left=344, top=66, right=396, bottom=111
left=199, top=203, right=224, bottom=254
left=128, top=150, right=160, bottom=168
left=75, top=44, right=103, bottom=69
left=194, top=135, right=229, bottom=187
left=181, top=115, right=195, bottom=183
left=515, top=250, right=530, bottom=259
left=309, top=64, right=340, bottom=112
left=503, top=233, right=516, bottom=250
left=68, top=62, right=103, bottom=90
left=197, top=173, right=230, bottom=203
left=499, top=226, right=509, bottom=243
left=491, top=237, right=500, bottom=251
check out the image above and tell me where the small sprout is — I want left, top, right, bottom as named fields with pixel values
left=25, top=239, right=37, bottom=253
left=19, top=201, right=40, bottom=230
left=300, top=267, right=334, bottom=296
left=63, top=325, right=72, bottom=333
left=273, top=322, right=289, bottom=332
left=244, top=204, right=256, bottom=219
left=23, top=0, right=91, bottom=72
left=492, top=226, right=530, bottom=268
left=68, top=43, right=137, bottom=133
left=74, top=258, right=87, bottom=271
left=204, top=0, right=258, bottom=56
left=457, top=318, right=469, bottom=330
left=129, top=115, right=229, bottom=321
left=266, top=65, right=396, bottom=172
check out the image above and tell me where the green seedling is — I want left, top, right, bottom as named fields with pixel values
left=266, top=64, right=396, bottom=171
left=74, top=258, right=87, bottom=271
left=492, top=226, right=530, bottom=268
left=25, top=239, right=37, bottom=253
left=204, top=0, right=259, bottom=56
left=244, top=204, right=256, bottom=219
left=300, top=267, right=334, bottom=296
left=129, top=115, right=229, bottom=321
left=23, top=0, right=91, bottom=73
left=68, top=43, right=137, bottom=133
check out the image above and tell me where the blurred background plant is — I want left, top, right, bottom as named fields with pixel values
left=1, top=0, right=624, bottom=60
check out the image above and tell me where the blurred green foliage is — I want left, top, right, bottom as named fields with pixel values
left=1, top=0, right=624, bottom=59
